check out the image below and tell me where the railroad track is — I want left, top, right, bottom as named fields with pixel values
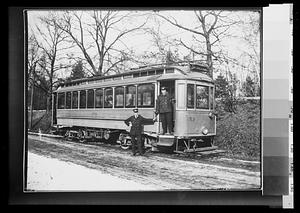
left=27, top=131, right=260, bottom=172
left=27, top=133, right=260, bottom=190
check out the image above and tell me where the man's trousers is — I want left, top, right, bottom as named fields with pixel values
left=159, top=112, right=173, bottom=134
left=131, top=134, right=144, bottom=154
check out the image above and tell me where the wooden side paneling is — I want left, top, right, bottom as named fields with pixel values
left=174, top=110, right=216, bottom=137
left=57, top=108, right=154, bottom=120
left=57, top=108, right=157, bottom=132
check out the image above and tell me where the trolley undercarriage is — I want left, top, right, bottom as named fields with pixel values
left=51, top=125, right=219, bottom=154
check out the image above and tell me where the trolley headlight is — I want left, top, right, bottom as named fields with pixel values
left=202, top=127, right=209, bottom=135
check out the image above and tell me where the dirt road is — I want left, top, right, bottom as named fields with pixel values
left=27, top=134, right=261, bottom=190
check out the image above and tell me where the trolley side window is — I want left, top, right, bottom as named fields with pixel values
left=209, top=87, right=214, bottom=110
left=196, top=85, right=209, bottom=109
left=187, top=84, right=195, bottom=109
left=66, top=92, right=71, bottom=109
left=114, top=86, right=125, bottom=108
left=79, top=90, right=87, bottom=109
left=87, top=89, right=95, bottom=108
left=95, top=88, right=103, bottom=108
left=72, top=91, right=78, bottom=109
left=57, top=92, right=65, bottom=109
left=125, top=85, right=137, bottom=108
left=137, top=84, right=155, bottom=107
left=104, top=87, right=113, bottom=108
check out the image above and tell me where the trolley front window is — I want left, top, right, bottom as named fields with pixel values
left=66, top=92, right=71, bottom=109
left=196, top=85, right=209, bottom=109
left=125, top=85, right=137, bottom=108
left=57, top=92, right=65, bottom=109
left=104, top=87, right=113, bottom=108
left=72, top=91, right=78, bottom=109
left=115, top=87, right=124, bottom=108
left=87, top=89, right=94, bottom=108
left=95, top=88, right=103, bottom=108
left=187, top=84, right=195, bottom=109
left=79, top=90, right=86, bottom=109
left=137, top=84, right=154, bottom=107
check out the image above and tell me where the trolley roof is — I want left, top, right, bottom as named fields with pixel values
left=54, top=63, right=213, bottom=92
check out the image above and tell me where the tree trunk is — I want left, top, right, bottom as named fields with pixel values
left=98, top=59, right=103, bottom=76
left=48, top=74, right=53, bottom=113
left=30, top=83, right=34, bottom=129
left=46, top=96, right=50, bottom=113
left=206, top=39, right=213, bottom=78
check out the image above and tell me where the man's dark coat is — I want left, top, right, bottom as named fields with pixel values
left=155, top=93, right=173, bottom=114
left=124, top=115, right=154, bottom=135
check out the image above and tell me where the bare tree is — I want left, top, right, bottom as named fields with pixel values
left=145, top=24, right=181, bottom=64
left=51, top=11, right=147, bottom=76
left=156, top=10, right=241, bottom=78
left=27, top=34, right=39, bottom=82
left=128, top=14, right=185, bottom=67
left=31, top=15, right=70, bottom=112
left=27, top=34, right=40, bottom=128
left=239, top=12, right=260, bottom=84
left=215, top=12, right=260, bottom=96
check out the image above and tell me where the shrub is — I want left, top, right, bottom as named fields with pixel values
left=214, top=99, right=260, bottom=160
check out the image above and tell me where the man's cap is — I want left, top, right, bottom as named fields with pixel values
left=133, top=108, right=138, bottom=113
left=161, top=87, right=167, bottom=90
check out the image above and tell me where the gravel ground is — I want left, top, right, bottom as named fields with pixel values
left=26, top=134, right=261, bottom=191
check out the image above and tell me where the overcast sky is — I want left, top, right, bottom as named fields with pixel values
left=27, top=9, right=260, bottom=82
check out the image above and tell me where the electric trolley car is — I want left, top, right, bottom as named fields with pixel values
left=52, top=63, right=217, bottom=153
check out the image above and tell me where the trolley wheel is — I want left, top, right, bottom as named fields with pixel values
left=78, top=129, right=86, bottom=143
left=103, top=130, right=110, bottom=140
left=102, top=129, right=110, bottom=143
left=65, top=130, right=73, bottom=141
left=64, top=130, right=69, bottom=139
left=120, top=139, right=131, bottom=150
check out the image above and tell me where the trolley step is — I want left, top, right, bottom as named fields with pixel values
left=157, top=135, right=175, bottom=147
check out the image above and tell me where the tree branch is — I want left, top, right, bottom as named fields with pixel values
left=156, top=13, right=205, bottom=36
left=179, top=39, right=209, bottom=56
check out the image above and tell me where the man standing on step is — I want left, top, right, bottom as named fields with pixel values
left=155, top=87, right=174, bottom=135
left=124, top=108, right=155, bottom=156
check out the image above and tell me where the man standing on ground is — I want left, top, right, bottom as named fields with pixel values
left=155, top=87, right=174, bottom=135
left=124, top=108, right=155, bottom=156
